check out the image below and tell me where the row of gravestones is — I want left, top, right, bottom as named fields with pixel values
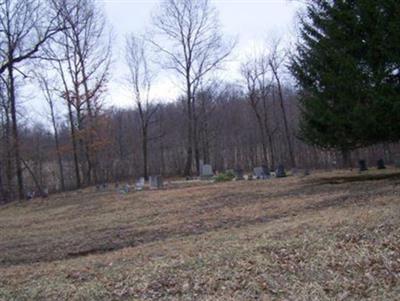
left=200, top=164, right=309, bottom=181
left=200, top=161, right=289, bottom=181
left=237, top=165, right=289, bottom=180
left=252, top=165, right=288, bottom=179
left=134, top=175, right=164, bottom=191
left=26, top=188, right=49, bottom=200
left=96, top=175, right=164, bottom=194
left=99, top=157, right=398, bottom=194
left=358, top=159, right=393, bottom=172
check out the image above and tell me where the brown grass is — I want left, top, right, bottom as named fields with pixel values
left=0, top=169, right=399, bottom=300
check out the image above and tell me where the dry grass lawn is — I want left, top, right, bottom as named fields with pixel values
left=0, top=169, right=399, bottom=300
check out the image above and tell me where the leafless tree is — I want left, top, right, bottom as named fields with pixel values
left=35, top=72, right=66, bottom=191
left=151, top=0, right=235, bottom=176
left=125, top=34, right=159, bottom=180
left=50, top=0, right=111, bottom=186
left=0, top=0, right=64, bottom=199
left=0, top=0, right=63, bottom=75
left=268, top=39, right=296, bottom=168
left=241, top=52, right=277, bottom=170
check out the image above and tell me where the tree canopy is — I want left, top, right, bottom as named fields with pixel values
left=291, top=0, right=400, bottom=158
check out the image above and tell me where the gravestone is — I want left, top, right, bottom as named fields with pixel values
left=261, top=165, right=270, bottom=177
left=200, top=164, right=214, bottom=179
left=275, top=164, right=286, bottom=178
left=122, top=184, right=130, bottom=193
left=26, top=191, right=35, bottom=200
left=41, top=188, right=49, bottom=198
left=117, top=184, right=129, bottom=194
left=149, top=175, right=163, bottom=189
left=377, top=159, right=386, bottom=170
left=253, top=166, right=270, bottom=179
left=96, top=183, right=107, bottom=192
left=234, top=168, right=244, bottom=180
left=135, top=177, right=145, bottom=191
left=358, top=160, right=368, bottom=172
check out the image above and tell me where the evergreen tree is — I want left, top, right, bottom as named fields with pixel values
left=291, top=0, right=400, bottom=165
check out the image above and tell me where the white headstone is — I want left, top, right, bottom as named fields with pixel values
left=201, top=164, right=213, bottom=178
left=135, top=177, right=145, bottom=191
left=149, top=175, right=163, bottom=189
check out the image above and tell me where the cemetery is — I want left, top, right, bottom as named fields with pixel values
left=1, top=166, right=400, bottom=300
left=82, top=159, right=400, bottom=195
left=0, top=0, right=399, bottom=299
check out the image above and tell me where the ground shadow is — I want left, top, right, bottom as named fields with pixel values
left=310, top=172, right=400, bottom=185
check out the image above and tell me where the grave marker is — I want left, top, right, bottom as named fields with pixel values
left=377, top=159, right=386, bottom=170
left=234, top=168, right=244, bottom=180
left=135, top=177, right=145, bottom=191
left=253, top=166, right=270, bottom=179
left=149, top=175, right=163, bottom=189
left=276, top=164, right=286, bottom=178
left=200, top=164, right=214, bottom=179
left=358, top=159, right=368, bottom=172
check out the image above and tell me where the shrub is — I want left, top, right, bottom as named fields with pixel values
left=214, top=171, right=235, bottom=182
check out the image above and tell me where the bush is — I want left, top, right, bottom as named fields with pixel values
left=214, top=171, right=235, bottom=182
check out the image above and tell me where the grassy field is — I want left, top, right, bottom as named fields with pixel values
left=0, top=169, right=399, bottom=300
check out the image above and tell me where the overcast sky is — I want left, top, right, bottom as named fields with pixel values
left=27, top=0, right=304, bottom=120
left=101, top=0, right=304, bottom=107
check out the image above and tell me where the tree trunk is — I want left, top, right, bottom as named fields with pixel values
left=59, top=60, right=81, bottom=189
left=142, top=127, right=148, bottom=180
left=183, top=81, right=193, bottom=177
left=267, top=134, right=275, bottom=170
left=81, top=65, right=98, bottom=184
left=21, top=158, right=43, bottom=196
left=193, top=110, right=200, bottom=175
left=274, top=75, right=296, bottom=168
left=253, top=109, right=269, bottom=167
left=83, top=142, right=92, bottom=185
left=4, top=105, right=13, bottom=200
left=341, top=149, right=351, bottom=168
left=383, top=143, right=392, bottom=163
left=8, top=64, right=24, bottom=199
left=67, top=101, right=81, bottom=188
left=49, top=99, right=65, bottom=191
left=0, top=161, right=4, bottom=202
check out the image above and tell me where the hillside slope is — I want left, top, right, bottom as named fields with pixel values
left=1, top=170, right=399, bottom=300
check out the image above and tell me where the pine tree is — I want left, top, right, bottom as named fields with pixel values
left=291, top=0, right=400, bottom=166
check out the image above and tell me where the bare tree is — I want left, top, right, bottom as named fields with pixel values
left=268, top=40, right=296, bottom=168
left=151, top=0, right=234, bottom=176
left=55, top=56, right=82, bottom=189
left=0, top=0, right=63, bottom=75
left=36, top=72, right=65, bottom=191
left=50, top=0, right=111, bottom=186
left=125, top=34, right=158, bottom=180
left=241, top=52, right=277, bottom=170
left=0, top=0, right=65, bottom=199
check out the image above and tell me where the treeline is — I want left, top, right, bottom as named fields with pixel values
left=2, top=81, right=398, bottom=199
left=1, top=0, right=399, bottom=202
